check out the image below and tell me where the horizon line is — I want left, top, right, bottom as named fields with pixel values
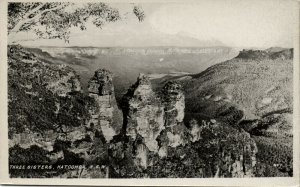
left=21, top=45, right=293, bottom=50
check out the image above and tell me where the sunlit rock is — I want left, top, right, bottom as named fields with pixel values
left=88, top=69, right=123, bottom=142
left=123, top=73, right=165, bottom=152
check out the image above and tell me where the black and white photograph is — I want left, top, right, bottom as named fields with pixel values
left=0, top=0, right=299, bottom=185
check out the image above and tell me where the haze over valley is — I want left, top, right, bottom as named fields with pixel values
left=27, top=46, right=239, bottom=100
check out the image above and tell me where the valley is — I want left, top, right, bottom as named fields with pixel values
left=8, top=45, right=294, bottom=178
left=26, top=46, right=238, bottom=100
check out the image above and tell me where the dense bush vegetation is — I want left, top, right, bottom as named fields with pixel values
left=253, top=136, right=292, bottom=176
left=8, top=46, right=99, bottom=177
left=8, top=45, right=96, bottom=135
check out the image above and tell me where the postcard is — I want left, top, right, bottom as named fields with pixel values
left=0, top=0, right=299, bottom=186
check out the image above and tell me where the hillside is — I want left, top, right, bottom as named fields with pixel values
left=185, top=48, right=293, bottom=119
left=151, top=48, right=293, bottom=176
left=8, top=45, right=107, bottom=177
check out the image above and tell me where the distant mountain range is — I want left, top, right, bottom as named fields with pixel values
left=110, top=31, right=226, bottom=47
left=36, top=46, right=234, bottom=56
left=26, top=46, right=239, bottom=101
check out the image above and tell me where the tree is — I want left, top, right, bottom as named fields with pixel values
left=8, top=2, right=145, bottom=44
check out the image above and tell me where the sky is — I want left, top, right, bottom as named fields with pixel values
left=16, top=0, right=298, bottom=48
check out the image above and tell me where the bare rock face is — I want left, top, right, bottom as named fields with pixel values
left=157, top=81, right=189, bottom=155
left=88, top=69, right=123, bottom=142
left=162, top=81, right=185, bottom=127
left=122, top=79, right=189, bottom=164
left=123, top=74, right=165, bottom=152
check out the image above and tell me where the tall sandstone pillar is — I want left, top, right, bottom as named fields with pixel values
left=123, top=73, right=165, bottom=152
left=158, top=81, right=189, bottom=157
left=88, top=69, right=122, bottom=142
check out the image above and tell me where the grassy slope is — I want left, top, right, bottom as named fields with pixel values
left=184, top=56, right=293, bottom=120
left=151, top=48, right=294, bottom=176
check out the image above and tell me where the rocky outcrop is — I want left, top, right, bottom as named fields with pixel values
left=157, top=81, right=189, bottom=157
left=88, top=69, right=123, bottom=142
left=123, top=74, right=165, bottom=152
left=162, top=81, right=185, bottom=128
left=9, top=128, right=57, bottom=152
left=121, top=78, right=192, bottom=168
left=236, top=48, right=293, bottom=61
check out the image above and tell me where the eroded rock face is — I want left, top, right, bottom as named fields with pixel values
left=162, top=81, right=185, bottom=127
left=88, top=69, right=123, bottom=142
left=122, top=79, right=191, bottom=159
left=122, top=79, right=191, bottom=167
left=123, top=74, right=165, bottom=152
left=157, top=81, right=189, bottom=156
left=9, top=129, right=56, bottom=152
